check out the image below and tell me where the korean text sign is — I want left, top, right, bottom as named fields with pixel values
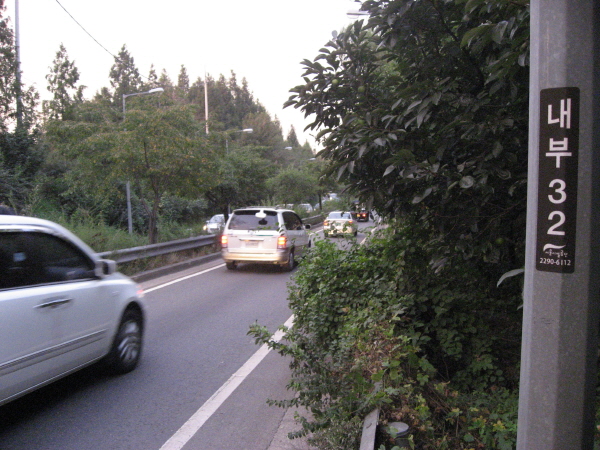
left=536, top=87, right=579, bottom=273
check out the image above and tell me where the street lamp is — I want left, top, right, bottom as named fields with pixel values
left=225, top=128, right=253, bottom=152
left=122, top=87, right=164, bottom=234
left=347, top=10, right=369, bottom=19
left=122, top=87, right=164, bottom=115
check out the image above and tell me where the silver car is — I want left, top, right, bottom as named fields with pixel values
left=221, top=207, right=311, bottom=271
left=204, top=214, right=225, bottom=234
left=323, top=211, right=358, bottom=237
left=0, top=216, right=146, bottom=406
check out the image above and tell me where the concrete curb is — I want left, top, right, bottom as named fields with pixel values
left=268, top=406, right=315, bottom=450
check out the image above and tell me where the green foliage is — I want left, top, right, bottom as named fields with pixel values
left=249, top=225, right=523, bottom=449
left=267, top=168, right=317, bottom=206
left=44, top=44, right=85, bottom=121
left=286, top=0, right=530, bottom=270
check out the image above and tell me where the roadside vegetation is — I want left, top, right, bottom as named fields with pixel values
left=248, top=1, right=585, bottom=449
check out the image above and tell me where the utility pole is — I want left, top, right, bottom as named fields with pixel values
left=517, top=1, right=600, bottom=449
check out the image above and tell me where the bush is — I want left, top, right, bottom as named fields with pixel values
left=250, top=223, right=523, bottom=449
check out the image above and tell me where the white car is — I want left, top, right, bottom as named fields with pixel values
left=323, top=211, right=358, bottom=237
left=221, top=207, right=311, bottom=271
left=204, top=214, right=225, bottom=234
left=0, top=216, right=146, bottom=406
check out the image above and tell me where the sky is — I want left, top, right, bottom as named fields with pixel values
left=5, top=0, right=363, bottom=149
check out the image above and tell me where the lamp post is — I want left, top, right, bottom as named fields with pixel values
left=122, top=87, right=164, bottom=234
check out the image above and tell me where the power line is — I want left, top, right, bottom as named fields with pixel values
left=53, top=0, right=153, bottom=83
left=54, top=0, right=118, bottom=60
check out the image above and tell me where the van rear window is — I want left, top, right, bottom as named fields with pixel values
left=228, top=211, right=278, bottom=230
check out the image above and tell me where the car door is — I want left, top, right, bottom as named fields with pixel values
left=31, top=232, right=114, bottom=368
left=282, top=212, right=309, bottom=254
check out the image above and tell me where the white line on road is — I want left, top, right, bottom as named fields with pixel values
left=159, top=314, right=295, bottom=450
left=144, top=264, right=225, bottom=294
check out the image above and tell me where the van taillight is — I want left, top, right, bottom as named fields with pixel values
left=277, top=236, right=287, bottom=249
left=221, top=235, right=228, bottom=248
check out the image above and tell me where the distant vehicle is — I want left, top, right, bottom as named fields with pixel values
left=204, top=214, right=225, bottom=234
left=297, top=203, right=314, bottom=213
left=323, top=211, right=358, bottom=237
left=356, top=209, right=369, bottom=222
left=324, top=193, right=339, bottom=202
left=221, top=207, right=311, bottom=271
left=0, top=216, right=146, bottom=407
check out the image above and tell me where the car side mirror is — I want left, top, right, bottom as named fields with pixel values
left=304, top=224, right=311, bottom=230
left=96, top=259, right=117, bottom=277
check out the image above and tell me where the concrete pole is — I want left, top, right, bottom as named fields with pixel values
left=517, top=1, right=600, bottom=449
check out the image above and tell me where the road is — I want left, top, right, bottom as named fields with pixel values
left=0, top=220, right=375, bottom=450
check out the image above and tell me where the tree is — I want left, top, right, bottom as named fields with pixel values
left=286, top=126, right=300, bottom=148
left=109, top=45, right=142, bottom=106
left=286, top=0, right=530, bottom=270
left=44, top=44, right=85, bottom=121
left=114, top=105, right=215, bottom=242
left=267, top=167, right=317, bottom=205
left=46, top=101, right=215, bottom=243
left=205, top=144, right=275, bottom=219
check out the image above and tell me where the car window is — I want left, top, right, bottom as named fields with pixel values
left=282, top=212, right=303, bottom=230
left=0, top=231, right=95, bottom=290
left=228, top=211, right=279, bottom=230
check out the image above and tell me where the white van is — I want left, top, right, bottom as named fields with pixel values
left=220, top=207, right=311, bottom=271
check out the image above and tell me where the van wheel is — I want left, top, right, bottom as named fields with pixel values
left=226, top=261, right=237, bottom=270
left=104, top=309, right=143, bottom=374
left=283, top=250, right=295, bottom=272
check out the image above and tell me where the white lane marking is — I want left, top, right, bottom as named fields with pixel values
left=159, top=314, right=295, bottom=450
left=144, top=264, right=225, bottom=294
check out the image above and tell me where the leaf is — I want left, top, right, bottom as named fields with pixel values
left=459, top=176, right=475, bottom=188
left=383, top=165, right=395, bottom=176
left=492, top=21, right=509, bottom=44
left=412, top=187, right=432, bottom=204
left=497, top=268, right=524, bottom=287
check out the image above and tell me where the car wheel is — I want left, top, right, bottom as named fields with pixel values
left=226, top=261, right=238, bottom=270
left=283, top=250, right=295, bottom=272
left=323, top=232, right=329, bottom=238
left=354, top=230, right=358, bottom=237
left=105, top=309, right=143, bottom=374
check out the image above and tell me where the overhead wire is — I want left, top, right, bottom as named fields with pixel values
left=53, top=0, right=118, bottom=60
left=53, top=0, right=152, bottom=82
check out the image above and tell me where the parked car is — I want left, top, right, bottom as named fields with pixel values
left=323, top=211, right=358, bottom=237
left=220, top=207, right=311, bottom=271
left=204, top=214, right=225, bottom=234
left=0, top=215, right=146, bottom=407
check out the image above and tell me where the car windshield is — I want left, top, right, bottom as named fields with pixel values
left=208, top=215, right=224, bottom=223
left=228, top=210, right=279, bottom=230
left=328, top=212, right=352, bottom=220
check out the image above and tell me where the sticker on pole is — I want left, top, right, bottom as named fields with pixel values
left=536, top=87, right=579, bottom=273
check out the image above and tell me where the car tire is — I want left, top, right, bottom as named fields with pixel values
left=105, top=309, right=143, bottom=375
left=283, top=250, right=295, bottom=272
left=354, top=230, right=358, bottom=237
left=226, top=261, right=238, bottom=270
left=323, top=232, right=329, bottom=238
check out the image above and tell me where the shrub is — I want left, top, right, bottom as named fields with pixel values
left=250, top=223, right=523, bottom=449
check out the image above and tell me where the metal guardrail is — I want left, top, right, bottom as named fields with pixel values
left=98, top=234, right=218, bottom=263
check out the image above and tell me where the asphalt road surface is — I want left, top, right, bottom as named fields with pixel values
left=0, top=220, right=375, bottom=450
